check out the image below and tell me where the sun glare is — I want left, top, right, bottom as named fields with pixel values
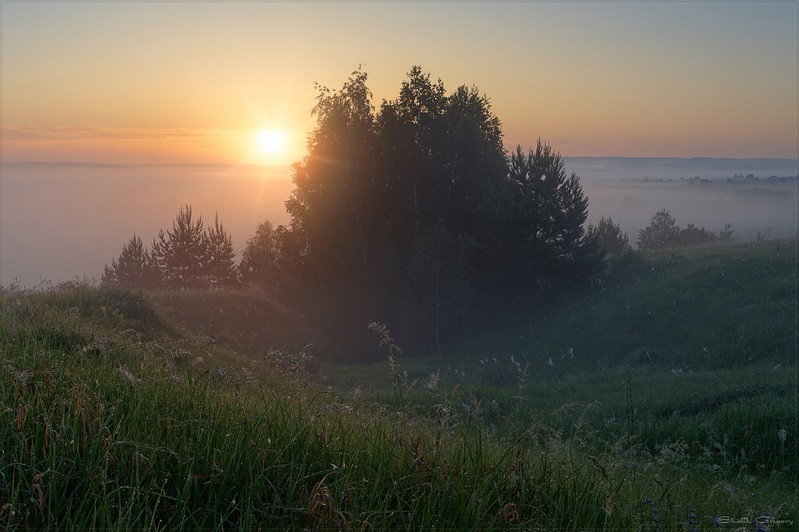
left=255, top=129, right=286, bottom=155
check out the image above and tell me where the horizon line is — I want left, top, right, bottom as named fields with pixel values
left=4, top=156, right=798, bottom=167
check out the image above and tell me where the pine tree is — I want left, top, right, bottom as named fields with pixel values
left=102, top=234, right=160, bottom=289
left=507, top=140, right=602, bottom=295
left=151, top=205, right=207, bottom=288
left=205, top=213, right=238, bottom=288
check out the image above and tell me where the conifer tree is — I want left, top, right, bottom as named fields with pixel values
left=508, top=140, right=602, bottom=296
left=151, top=205, right=207, bottom=288
left=205, top=213, right=238, bottom=288
left=102, top=234, right=160, bottom=289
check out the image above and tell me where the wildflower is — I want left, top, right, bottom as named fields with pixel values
left=688, top=508, right=699, bottom=532
left=642, top=498, right=661, bottom=527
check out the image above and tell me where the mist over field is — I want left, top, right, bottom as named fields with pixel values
left=2, top=163, right=293, bottom=287
left=2, top=158, right=795, bottom=287
left=576, top=158, right=797, bottom=242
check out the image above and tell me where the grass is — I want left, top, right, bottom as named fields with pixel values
left=148, top=287, right=328, bottom=357
left=1, top=239, right=797, bottom=528
left=455, top=238, right=796, bottom=372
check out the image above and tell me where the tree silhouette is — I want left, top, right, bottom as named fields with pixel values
left=204, top=213, right=238, bottom=288
left=151, top=205, right=208, bottom=288
left=286, top=68, right=377, bottom=293
left=239, top=220, right=282, bottom=288
left=263, top=67, right=602, bottom=353
left=637, top=209, right=680, bottom=251
left=508, top=140, right=602, bottom=299
left=102, top=234, right=160, bottom=289
left=587, top=216, right=630, bottom=256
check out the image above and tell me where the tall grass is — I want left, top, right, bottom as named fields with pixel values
left=1, top=242, right=796, bottom=529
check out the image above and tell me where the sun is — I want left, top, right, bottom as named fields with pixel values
left=254, top=129, right=286, bottom=155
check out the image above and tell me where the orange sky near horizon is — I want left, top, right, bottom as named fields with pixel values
left=2, top=3, right=796, bottom=164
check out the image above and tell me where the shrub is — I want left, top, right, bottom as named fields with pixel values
left=587, top=216, right=630, bottom=256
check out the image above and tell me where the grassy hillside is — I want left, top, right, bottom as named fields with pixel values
left=0, top=240, right=796, bottom=528
left=459, top=238, right=796, bottom=373
left=148, top=288, right=329, bottom=359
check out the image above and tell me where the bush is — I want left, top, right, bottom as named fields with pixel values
left=587, top=216, right=630, bottom=256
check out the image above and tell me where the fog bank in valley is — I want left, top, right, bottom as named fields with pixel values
left=2, top=158, right=795, bottom=287
left=570, top=157, right=796, bottom=246
left=3, top=163, right=293, bottom=287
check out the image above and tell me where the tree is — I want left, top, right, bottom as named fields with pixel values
left=587, top=216, right=630, bottom=256
left=205, top=213, right=238, bottom=288
left=286, top=68, right=377, bottom=292
left=102, top=234, right=160, bottom=289
left=239, top=220, right=281, bottom=287
left=404, top=224, right=473, bottom=354
left=507, top=140, right=602, bottom=299
left=638, top=210, right=735, bottom=251
left=675, top=223, right=716, bottom=248
left=151, top=205, right=208, bottom=288
left=637, top=209, right=680, bottom=251
left=278, top=67, right=603, bottom=354
left=375, top=67, right=509, bottom=338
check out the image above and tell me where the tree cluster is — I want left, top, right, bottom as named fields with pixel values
left=637, top=209, right=733, bottom=251
left=103, top=205, right=238, bottom=289
left=242, top=67, right=602, bottom=354
left=104, top=68, right=605, bottom=355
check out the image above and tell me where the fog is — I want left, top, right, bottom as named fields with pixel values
left=2, top=163, right=293, bottom=287
left=570, top=158, right=796, bottom=242
left=2, top=159, right=796, bottom=287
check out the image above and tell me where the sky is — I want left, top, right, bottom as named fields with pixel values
left=2, top=2, right=797, bottom=164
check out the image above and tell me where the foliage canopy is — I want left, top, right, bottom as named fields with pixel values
left=271, top=67, right=602, bottom=354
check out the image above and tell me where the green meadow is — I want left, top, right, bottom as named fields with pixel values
left=1, top=239, right=796, bottom=529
